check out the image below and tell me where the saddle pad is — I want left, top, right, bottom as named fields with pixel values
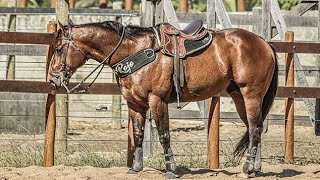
left=184, top=32, right=213, bottom=56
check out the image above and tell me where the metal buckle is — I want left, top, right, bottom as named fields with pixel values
left=144, top=49, right=154, bottom=58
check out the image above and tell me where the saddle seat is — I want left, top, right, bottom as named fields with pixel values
left=180, top=19, right=204, bottom=36
left=159, top=19, right=211, bottom=58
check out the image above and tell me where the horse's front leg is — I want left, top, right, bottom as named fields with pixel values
left=149, top=94, right=177, bottom=178
left=127, top=102, right=147, bottom=174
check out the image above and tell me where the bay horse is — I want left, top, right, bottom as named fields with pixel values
left=48, top=20, right=278, bottom=178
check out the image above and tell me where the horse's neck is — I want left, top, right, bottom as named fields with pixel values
left=74, top=26, right=156, bottom=66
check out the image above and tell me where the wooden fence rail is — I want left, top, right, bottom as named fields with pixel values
left=1, top=24, right=320, bottom=167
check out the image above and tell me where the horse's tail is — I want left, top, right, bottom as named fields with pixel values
left=233, top=46, right=278, bottom=158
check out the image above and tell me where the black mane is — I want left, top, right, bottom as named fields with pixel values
left=71, top=21, right=153, bottom=39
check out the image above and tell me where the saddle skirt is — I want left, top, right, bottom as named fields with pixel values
left=159, top=20, right=213, bottom=58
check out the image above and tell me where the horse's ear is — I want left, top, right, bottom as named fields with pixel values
left=68, top=19, right=74, bottom=27
left=58, top=21, right=67, bottom=32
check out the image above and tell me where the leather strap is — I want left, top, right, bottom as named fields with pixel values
left=112, top=48, right=156, bottom=78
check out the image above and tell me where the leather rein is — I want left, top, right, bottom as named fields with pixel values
left=54, top=25, right=126, bottom=94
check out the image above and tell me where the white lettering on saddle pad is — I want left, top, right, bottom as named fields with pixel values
left=115, top=61, right=135, bottom=74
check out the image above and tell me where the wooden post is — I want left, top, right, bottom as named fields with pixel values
left=179, top=0, right=188, bottom=13
left=44, top=21, right=57, bottom=167
left=215, top=0, right=232, bottom=29
left=51, top=0, right=56, bottom=8
left=315, top=2, right=320, bottom=136
left=270, top=0, right=316, bottom=126
left=127, top=117, right=135, bottom=167
left=55, top=0, right=69, bottom=155
left=139, top=0, right=159, bottom=160
left=99, top=0, right=108, bottom=8
left=6, top=0, right=16, bottom=80
left=69, top=0, right=75, bottom=9
left=164, top=0, right=180, bottom=29
left=284, top=31, right=294, bottom=164
left=208, top=97, right=220, bottom=170
left=262, top=0, right=271, bottom=41
left=207, top=0, right=216, bottom=30
left=19, top=0, right=27, bottom=7
left=125, top=0, right=133, bottom=10
left=112, top=74, right=122, bottom=130
left=252, top=7, right=262, bottom=36
left=237, top=0, right=246, bottom=12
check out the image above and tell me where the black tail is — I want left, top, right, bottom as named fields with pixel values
left=233, top=47, right=278, bottom=158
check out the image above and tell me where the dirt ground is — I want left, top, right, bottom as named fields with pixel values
left=0, top=163, right=320, bottom=180
left=1, top=120, right=320, bottom=179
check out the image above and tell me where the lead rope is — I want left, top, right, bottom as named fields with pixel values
left=65, top=26, right=126, bottom=93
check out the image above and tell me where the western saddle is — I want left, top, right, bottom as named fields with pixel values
left=158, top=19, right=213, bottom=107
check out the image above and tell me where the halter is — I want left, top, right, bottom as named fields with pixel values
left=53, top=24, right=126, bottom=93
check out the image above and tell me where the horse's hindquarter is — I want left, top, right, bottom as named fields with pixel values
left=181, top=29, right=275, bottom=102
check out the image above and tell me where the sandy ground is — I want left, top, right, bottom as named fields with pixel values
left=0, top=163, right=320, bottom=180
left=1, top=120, right=320, bottom=179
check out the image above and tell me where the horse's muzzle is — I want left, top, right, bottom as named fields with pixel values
left=49, top=71, right=70, bottom=89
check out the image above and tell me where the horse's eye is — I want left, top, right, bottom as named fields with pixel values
left=55, top=46, right=63, bottom=54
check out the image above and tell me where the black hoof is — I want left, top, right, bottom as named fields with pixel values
left=242, top=162, right=249, bottom=174
left=127, top=168, right=139, bottom=174
left=165, top=172, right=178, bottom=179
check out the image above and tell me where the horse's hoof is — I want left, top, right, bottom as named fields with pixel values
left=165, top=172, right=178, bottom=179
left=127, top=168, right=138, bottom=174
left=242, top=162, right=249, bottom=174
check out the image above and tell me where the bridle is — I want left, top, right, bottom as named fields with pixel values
left=52, top=24, right=126, bottom=93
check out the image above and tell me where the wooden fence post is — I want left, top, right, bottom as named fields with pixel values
left=69, top=0, right=75, bottom=9
left=206, top=0, right=216, bottom=30
left=6, top=0, right=16, bottom=80
left=19, top=0, right=27, bottom=7
left=139, top=0, right=159, bottom=161
left=207, top=97, right=220, bottom=170
left=315, top=2, right=320, bottom=135
left=44, top=21, right=57, bottom=167
left=55, top=0, right=69, bottom=155
left=284, top=31, right=294, bottom=164
left=179, top=0, right=188, bottom=13
left=237, top=0, right=246, bottom=12
left=125, top=0, right=133, bottom=10
left=51, top=0, right=56, bottom=8
left=99, top=0, right=108, bottom=8
left=262, top=0, right=271, bottom=41
left=112, top=74, right=122, bottom=130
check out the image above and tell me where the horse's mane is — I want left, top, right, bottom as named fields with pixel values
left=71, top=21, right=153, bottom=40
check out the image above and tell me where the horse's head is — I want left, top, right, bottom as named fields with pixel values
left=48, top=20, right=89, bottom=89
left=48, top=20, right=127, bottom=91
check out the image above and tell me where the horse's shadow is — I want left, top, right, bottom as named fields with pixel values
left=259, top=169, right=304, bottom=178
left=157, top=167, right=303, bottom=178
left=158, top=166, right=238, bottom=177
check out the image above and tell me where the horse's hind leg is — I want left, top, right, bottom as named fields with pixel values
left=240, top=86, right=264, bottom=177
left=127, top=102, right=147, bottom=173
left=149, top=94, right=177, bottom=178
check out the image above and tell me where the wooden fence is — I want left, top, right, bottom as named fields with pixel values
left=0, top=0, right=320, bottom=170
left=0, top=26, right=320, bottom=167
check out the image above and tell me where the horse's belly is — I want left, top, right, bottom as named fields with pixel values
left=180, top=72, right=229, bottom=102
